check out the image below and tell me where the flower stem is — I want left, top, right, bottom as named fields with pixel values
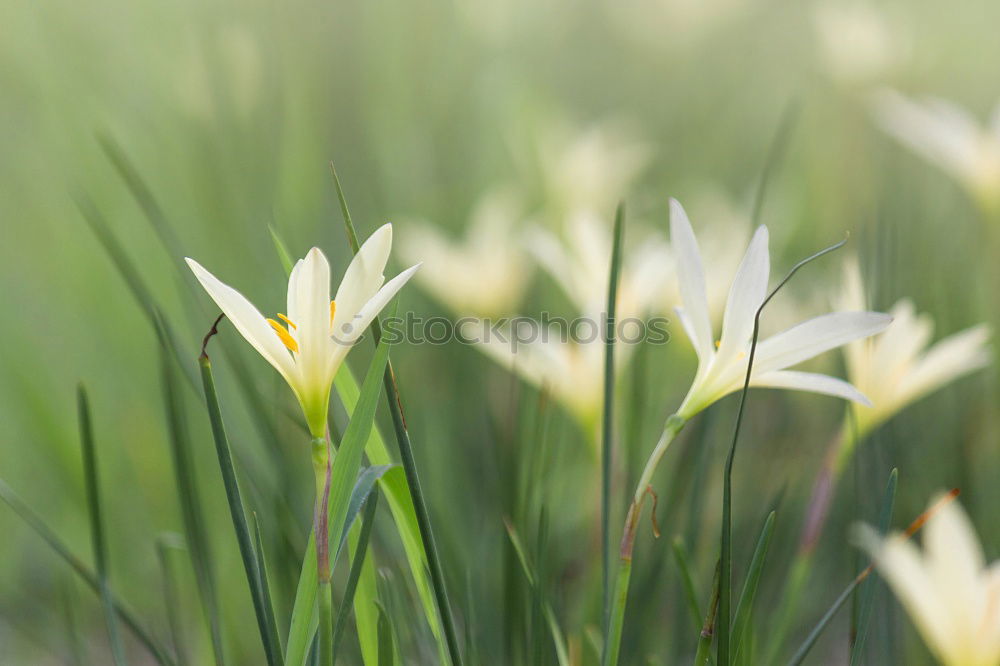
left=602, top=415, right=685, bottom=666
left=312, top=435, right=333, bottom=666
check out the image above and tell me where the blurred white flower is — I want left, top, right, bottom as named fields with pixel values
left=669, top=199, right=891, bottom=419
left=856, top=496, right=1000, bottom=666
left=812, top=3, right=908, bottom=84
left=836, top=257, right=991, bottom=440
left=872, top=90, right=1000, bottom=210
left=527, top=209, right=672, bottom=320
left=611, top=0, right=750, bottom=52
left=187, top=225, right=419, bottom=437
left=399, top=189, right=531, bottom=318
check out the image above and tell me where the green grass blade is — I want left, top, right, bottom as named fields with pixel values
left=284, top=334, right=391, bottom=666
left=198, top=352, right=283, bottom=666
left=269, top=225, right=296, bottom=275
left=375, top=601, right=396, bottom=666
left=77, top=386, right=127, bottom=666
left=849, top=468, right=898, bottom=665
left=333, top=490, right=381, bottom=664
left=161, top=352, right=226, bottom=665
left=732, top=511, right=776, bottom=662
left=672, top=537, right=703, bottom=634
left=503, top=519, right=570, bottom=666
left=334, top=465, right=393, bottom=565
left=0, top=478, right=176, bottom=665
left=693, top=562, right=721, bottom=666
left=787, top=469, right=898, bottom=666
left=333, top=164, right=463, bottom=666
left=253, top=513, right=284, bottom=658
left=156, top=534, right=188, bottom=666
left=601, top=202, right=625, bottom=635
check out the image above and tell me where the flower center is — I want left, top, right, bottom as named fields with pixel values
left=265, top=300, right=337, bottom=354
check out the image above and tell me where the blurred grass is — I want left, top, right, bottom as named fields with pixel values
left=1, top=0, right=999, bottom=663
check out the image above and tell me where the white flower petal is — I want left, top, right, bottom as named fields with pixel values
left=716, top=225, right=769, bottom=365
left=900, top=324, right=991, bottom=406
left=924, top=498, right=985, bottom=627
left=755, top=311, right=893, bottom=375
left=334, top=223, right=392, bottom=328
left=752, top=370, right=872, bottom=405
left=295, top=248, right=332, bottom=363
left=185, top=257, right=297, bottom=385
left=333, top=264, right=421, bottom=350
left=669, top=198, right=714, bottom=360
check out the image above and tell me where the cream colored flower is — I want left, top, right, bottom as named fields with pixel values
left=837, top=258, right=991, bottom=439
left=872, top=90, right=1000, bottom=210
left=812, top=3, right=908, bottom=84
left=399, top=189, right=530, bottom=318
left=856, top=496, right=1000, bottom=666
left=669, top=199, right=891, bottom=419
left=186, top=225, right=419, bottom=437
left=527, top=208, right=672, bottom=320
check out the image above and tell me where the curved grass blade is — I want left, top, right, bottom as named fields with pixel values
left=285, top=333, right=391, bottom=666
left=252, top=513, right=284, bottom=658
left=672, top=537, right=704, bottom=634
left=602, top=202, right=625, bottom=635
left=334, top=465, right=393, bottom=564
left=198, top=350, right=283, bottom=666
left=0, top=479, right=176, bottom=665
left=161, top=352, right=226, bottom=665
left=718, top=238, right=847, bottom=665
left=333, top=163, right=463, bottom=666
left=693, top=562, right=721, bottom=666
left=849, top=468, right=897, bottom=665
left=375, top=601, right=396, bottom=666
left=77, top=386, right=127, bottom=665
left=269, top=225, right=296, bottom=275
left=732, top=511, right=776, bottom=662
left=333, top=490, right=381, bottom=664
left=156, top=534, right=188, bottom=666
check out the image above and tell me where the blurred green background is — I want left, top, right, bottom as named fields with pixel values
left=2, top=0, right=999, bottom=663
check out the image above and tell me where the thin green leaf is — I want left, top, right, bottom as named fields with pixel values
left=253, top=513, right=284, bottom=658
left=0, top=479, right=176, bottom=665
left=285, top=334, right=391, bottom=666
left=849, top=468, right=898, bottom=665
left=77, top=386, right=127, bottom=665
left=503, top=519, right=570, bottom=666
left=376, top=601, right=396, bottom=666
left=335, top=465, right=393, bottom=565
left=333, top=491, right=381, bottom=665
left=269, top=225, right=296, bottom=276
left=161, top=352, right=226, bottom=665
left=694, top=562, right=721, bottom=666
left=198, top=353, right=283, bottom=666
left=672, top=537, right=703, bottom=634
left=602, top=202, right=625, bottom=635
left=732, top=511, right=776, bottom=662
left=156, top=534, right=188, bottom=666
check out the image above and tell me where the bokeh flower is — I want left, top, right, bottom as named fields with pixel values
left=856, top=496, right=1000, bottom=666
left=187, top=224, right=419, bottom=437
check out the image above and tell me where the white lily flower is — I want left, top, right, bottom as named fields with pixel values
left=837, top=258, right=991, bottom=439
left=856, top=496, right=1000, bottom=666
left=872, top=90, right=1000, bottom=211
left=399, top=189, right=531, bottom=318
left=669, top=199, right=891, bottom=419
left=186, top=224, right=419, bottom=438
left=527, top=209, right=672, bottom=320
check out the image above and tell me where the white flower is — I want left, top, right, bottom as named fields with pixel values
left=837, top=258, right=991, bottom=437
left=186, top=224, right=419, bottom=437
left=669, top=199, right=891, bottom=419
left=856, top=496, right=1000, bottom=666
left=812, top=3, right=908, bottom=84
left=872, top=90, right=1000, bottom=210
left=527, top=209, right=672, bottom=320
left=399, top=189, right=531, bottom=318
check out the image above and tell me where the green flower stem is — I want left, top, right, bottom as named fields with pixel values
left=603, top=414, right=686, bottom=666
left=312, top=436, right=333, bottom=666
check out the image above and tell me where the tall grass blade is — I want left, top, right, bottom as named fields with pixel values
left=0, top=478, right=176, bottom=665
left=332, top=162, right=464, bottom=666
left=285, top=332, right=391, bottom=666
left=335, top=465, right=392, bottom=564
left=332, top=489, right=380, bottom=664
left=77, top=386, right=127, bottom=665
left=718, top=238, right=847, bottom=665
left=602, top=202, right=625, bottom=635
left=693, top=561, right=721, bottom=666
left=252, top=513, right=284, bottom=658
left=849, top=468, right=897, bottom=665
left=375, top=601, right=396, bottom=666
left=161, top=352, right=226, bottom=665
left=732, top=511, right=776, bottom=662
left=198, top=348, right=283, bottom=666
left=269, top=224, right=296, bottom=275
left=672, top=537, right=703, bottom=634
left=156, top=534, right=188, bottom=666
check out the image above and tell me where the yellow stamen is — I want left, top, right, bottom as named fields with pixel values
left=715, top=340, right=721, bottom=349
left=330, top=300, right=337, bottom=325
left=277, top=313, right=297, bottom=329
left=267, top=319, right=299, bottom=352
